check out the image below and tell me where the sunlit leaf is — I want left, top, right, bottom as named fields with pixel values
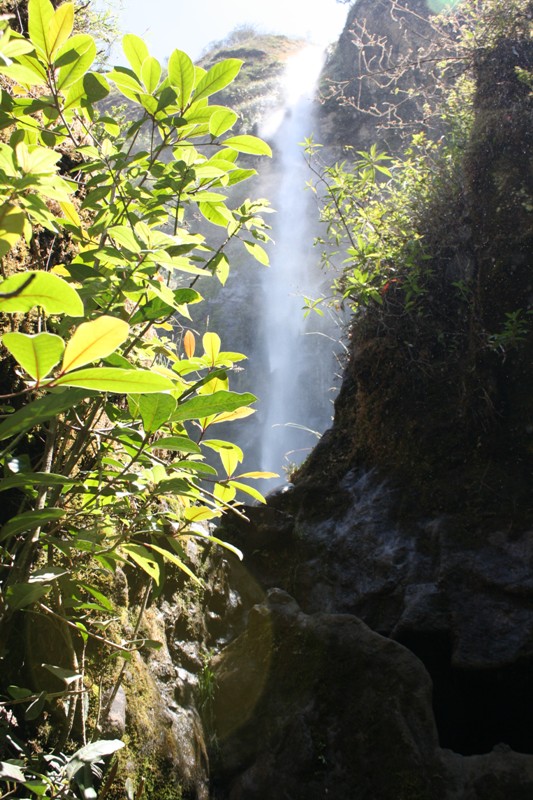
left=66, top=740, right=125, bottom=780
left=209, top=107, right=238, bottom=137
left=2, top=331, right=64, bottom=381
left=56, top=34, right=97, bottom=90
left=48, top=2, right=74, bottom=60
left=183, top=330, right=195, bottom=358
left=147, top=435, right=201, bottom=454
left=122, top=543, right=160, bottom=585
left=137, top=393, right=176, bottom=433
left=173, top=391, right=256, bottom=422
left=193, top=58, right=242, bottom=103
left=53, top=367, right=175, bottom=394
left=222, top=135, right=272, bottom=157
left=0, top=271, right=84, bottom=316
left=28, top=0, right=54, bottom=60
left=167, top=48, right=194, bottom=109
left=0, top=204, right=25, bottom=258
left=61, top=316, right=129, bottom=372
left=0, top=472, right=74, bottom=492
left=202, top=332, right=220, bottom=366
left=0, top=508, right=66, bottom=541
left=0, top=388, right=91, bottom=441
left=122, top=33, right=149, bottom=78
left=147, top=543, right=202, bottom=585
left=229, top=480, right=267, bottom=504
left=141, top=55, right=161, bottom=93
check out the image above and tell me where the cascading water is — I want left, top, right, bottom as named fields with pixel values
left=256, top=46, right=340, bottom=481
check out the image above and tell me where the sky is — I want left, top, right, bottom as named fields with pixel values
left=98, top=0, right=350, bottom=65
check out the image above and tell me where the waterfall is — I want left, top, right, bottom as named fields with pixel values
left=257, top=46, right=338, bottom=482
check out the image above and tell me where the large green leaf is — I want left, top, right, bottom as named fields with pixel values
left=48, top=2, right=74, bottom=60
left=0, top=390, right=88, bottom=443
left=137, top=393, right=176, bottom=433
left=0, top=388, right=91, bottom=441
left=0, top=271, right=84, bottom=316
left=173, top=391, right=256, bottom=422
left=147, top=543, right=202, bottom=585
left=193, top=58, right=242, bottom=102
left=56, top=34, right=97, bottom=90
left=147, top=435, right=201, bottom=454
left=0, top=508, right=66, bottom=541
left=222, top=135, right=272, bottom=157
left=122, top=543, right=161, bottom=584
left=122, top=33, right=149, bottom=78
left=66, top=740, right=125, bottom=781
left=28, top=0, right=54, bottom=60
left=141, top=55, right=161, bottom=93
left=52, top=367, right=175, bottom=394
left=167, top=49, right=194, bottom=110
left=0, top=204, right=25, bottom=258
left=5, top=583, right=51, bottom=610
left=61, top=316, right=129, bottom=373
left=2, top=331, right=64, bottom=381
left=209, top=107, right=238, bottom=137
left=0, top=472, right=74, bottom=492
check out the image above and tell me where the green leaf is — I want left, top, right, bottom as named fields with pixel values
left=209, top=107, right=238, bottom=137
left=222, top=135, right=272, bottom=157
left=0, top=508, right=66, bottom=541
left=28, top=566, right=69, bottom=582
left=61, top=316, right=129, bottom=373
left=0, top=388, right=91, bottom=441
left=0, top=472, right=74, bottom=492
left=167, top=49, right=194, bottom=110
left=107, top=66, right=143, bottom=100
left=28, top=0, right=54, bottom=60
left=190, top=529, right=243, bottom=560
left=243, top=240, right=270, bottom=266
left=147, top=543, right=202, bottom=585
left=141, top=55, right=161, bottom=93
left=66, top=740, right=125, bottom=780
left=2, top=332, right=64, bottom=381
left=194, top=58, right=242, bottom=102
left=42, top=664, right=81, bottom=684
left=137, top=393, right=176, bottom=433
left=48, top=2, right=74, bottom=60
left=198, top=201, right=233, bottom=227
left=5, top=582, right=51, bottom=610
left=52, top=367, right=175, bottom=394
left=25, top=691, right=47, bottom=721
left=56, top=34, right=97, bottom=90
left=147, top=435, right=201, bottom=454
left=122, top=543, right=161, bottom=584
left=173, top=391, right=256, bottom=422
left=0, top=271, right=84, bottom=316
left=0, top=204, right=25, bottom=258
left=229, top=480, right=267, bottom=504
left=0, top=60, right=47, bottom=86
left=122, top=33, right=149, bottom=78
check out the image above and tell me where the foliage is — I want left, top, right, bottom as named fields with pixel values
left=307, top=0, right=532, bottom=315
left=0, top=0, right=275, bottom=794
left=326, top=0, right=532, bottom=133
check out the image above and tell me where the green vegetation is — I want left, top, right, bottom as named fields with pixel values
left=0, top=0, right=276, bottom=794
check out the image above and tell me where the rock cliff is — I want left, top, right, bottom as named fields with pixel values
left=205, top=4, right=533, bottom=799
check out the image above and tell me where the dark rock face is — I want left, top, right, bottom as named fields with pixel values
left=206, top=16, right=533, bottom=800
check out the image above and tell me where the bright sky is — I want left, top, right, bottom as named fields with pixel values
left=100, top=0, right=350, bottom=64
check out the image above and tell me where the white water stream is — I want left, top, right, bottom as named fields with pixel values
left=256, top=46, right=339, bottom=481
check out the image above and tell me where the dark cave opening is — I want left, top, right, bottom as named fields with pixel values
left=397, top=632, right=533, bottom=756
